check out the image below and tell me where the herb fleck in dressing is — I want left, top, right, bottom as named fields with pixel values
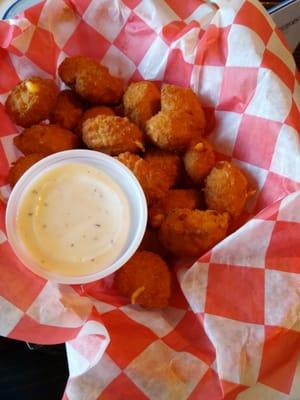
left=17, top=163, right=130, bottom=276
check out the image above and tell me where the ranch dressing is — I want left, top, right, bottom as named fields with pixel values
left=16, top=163, right=130, bottom=276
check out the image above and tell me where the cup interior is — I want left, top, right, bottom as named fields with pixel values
left=5, top=150, right=148, bottom=284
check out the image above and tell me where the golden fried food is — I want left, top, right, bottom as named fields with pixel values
left=82, top=115, right=144, bottom=156
left=204, top=161, right=249, bottom=218
left=118, top=152, right=140, bottom=171
left=115, top=251, right=171, bottom=308
left=117, top=152, right=170, bottom=204
left=149, top=189, right=202, bottom=228
left=123, top=81, right=161, bottom=130
left=5, top=77, right=58, bottom=127
left=14, top=124, right=79, bottom=155
left=183, top=139, right=215, bottom=183
left=50, top=90, right=83, bottom=129
left=161, top=84, right=205, bottom=130
left=75, top=106, right=115, bottom=138
left=58, top=56, right=123, bottom=105
left=8, top=154, right=45, bottom=187
left=159, top=208, right=229, bottom=257
left=144, top=149, right=181, bottom=188
left=145, top=110, right=202, bottom=152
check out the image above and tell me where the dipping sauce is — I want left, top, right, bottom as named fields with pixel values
left=16, top=163, right=130, bottom=276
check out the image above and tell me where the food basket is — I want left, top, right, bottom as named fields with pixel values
left=0, top=0, right=299, bottom=399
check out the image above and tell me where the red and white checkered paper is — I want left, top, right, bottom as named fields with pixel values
left=0, top=0, right=299, bottom=398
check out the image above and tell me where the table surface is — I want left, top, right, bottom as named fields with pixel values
left=0, top=337, right=68, bottom=400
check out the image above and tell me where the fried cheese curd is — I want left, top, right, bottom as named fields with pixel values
left=204, top=161, right=250, bottom=218
left=145, top=84, right=206, bottom=152
left=149, top=189, right=202, bottom=228
left=159, top=208, right=229, bottom=257
left=146, top=110, right=202, bottom=152
left=161, top=84, right=206, bottom=130
left=82, top=115, right=144, bottom=155
left=144, top=149, right=181, bottom=188
left=14, top=124, right=79, bottom=155
left=8, top=154, right=45, bottom=187
left=58, top=56, right=123, bottom=105
left=5, top=77, right=59, bottom=127
left=183, top=139, right=216, bottom=183
left=75, top=106, right=115, bottom=138
left=117, top=152, right=170, bottom=205
left=114, top=251, right=171, bottom=308
left=123, top=81, right=161, bottom=130
left=50, top=89, right=84, bottom=129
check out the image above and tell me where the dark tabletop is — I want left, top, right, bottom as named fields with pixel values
left=0, top=337, right=68, bottom=400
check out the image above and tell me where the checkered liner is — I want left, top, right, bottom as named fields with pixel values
left=0, top=0, right=299, bottom=399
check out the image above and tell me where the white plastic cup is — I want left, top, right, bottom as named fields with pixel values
left=5, top=150, right=147, bottom=284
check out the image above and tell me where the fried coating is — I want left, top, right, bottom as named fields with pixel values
left=117, top=152, right=170, bottom=204
left=8, top=154, right=45, bottom=187
left=161, top=84, right=205, bottom=130
left=118, top=152, right=140, bottom=171
left=50, top=90, right=84, bottom=129
left=123, top=81, right=161, bottom=130
left=149, top=189, right=202, bottom=228
left=159, top=209, right=229, bottom=257
left=114, top=251, right=171, bottom=308
left=5, top=77, right=58, bottom=127
left=204, top=161, right=249, bottom=218
left=144, top=149, right=181, bottom=188
left=75, top=106, right=115, bottom=138
left=14, top=124, right=79, bottom=155
left=58, top=56, right=123, bottom=105
left=146, top=110, right=202, bottom=152
left=82, top=115, right=144, bottom=156
left=183, top=139, right=215, bottom=183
